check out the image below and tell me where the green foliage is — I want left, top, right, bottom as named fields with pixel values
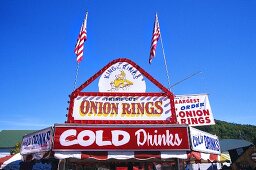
left=198, top=120, right=256, bottom=145
left=10, top=141, right=21, bottom=155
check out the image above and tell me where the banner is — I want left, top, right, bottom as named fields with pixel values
left=20, top=127, right=53, bottom=155
left=190, top=127, right=220, bottom=154
left=72, top=94, right=173, bottom=121
left=53, top=125, right=190, bottom=151
left=175, top=94, right=215, bottom=126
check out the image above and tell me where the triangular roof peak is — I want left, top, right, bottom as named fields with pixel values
left=67, top=58, right=177, bottom=124
left=73, top=58, right=172, bottom=95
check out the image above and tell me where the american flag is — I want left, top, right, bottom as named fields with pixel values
left=149, top=13, right=161, bottom=64
left=74, top=12, right=88, bottom=63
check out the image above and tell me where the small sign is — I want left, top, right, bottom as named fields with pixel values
left=20, top=127, right=53, bottom=155
left=53, top=124, right=190, bottom=151
left=189, top=127, right=220, bottom=154
left=98, top=61, right=146, bottom=92
left=175, top=94, right=215, bottom=126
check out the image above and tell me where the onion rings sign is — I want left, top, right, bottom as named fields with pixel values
left=72, top=94, right=173, bottom=122
left=53, top=125, right=190, bottom=151
left=175, top=94, right=215, bottom=126
left=67, top=58, right=176, bottom=124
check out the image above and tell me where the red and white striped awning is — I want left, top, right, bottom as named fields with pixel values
left=54, top=151, right=220, bottom=162
left=0, top=151, right=220, bottom=169
left=187, top=151, right=219, bottom=162
left=54, top=151, right=188, bottom=161
left=0, top=153, right=22, bottom=169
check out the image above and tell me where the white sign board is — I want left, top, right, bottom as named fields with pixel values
left=72, top=95, right=172, bottom=121
left=98, top=61, right=146, bottom=92
left=190, top=127, right=221, bottom=154
left=20, top=127, right=53, bottom=155
left=175, top=94, right=215, bottom=126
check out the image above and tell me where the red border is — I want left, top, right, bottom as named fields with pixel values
left=67, top=58, right=177, bottom=124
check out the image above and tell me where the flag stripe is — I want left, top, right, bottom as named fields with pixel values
left=149, top=14, right=160, bottom=64
left=74, top=12, right=88, bottom=63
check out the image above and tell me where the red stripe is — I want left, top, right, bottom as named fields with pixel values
left=209, top=153, right=218, bottom=162
left=74, top=13, right=88, bottom=63
left=134, top=151, right=161, bottom=159
left=187, top=151, right=201, bottom=160
left=0, top=155, right=13, bottom=167
left=81, top=151, right=108, bottom=160
left=77, top=56, right=83, bottom=62
left=76, top=50, right=83, bottom=57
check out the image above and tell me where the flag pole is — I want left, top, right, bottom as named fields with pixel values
left=170, top=71, right=202, bottom=88
left=73, top=62, right=80, bottom=91
left=73, top=11, right=88, bottom=91
left=158, top=21, right=172, bottom=90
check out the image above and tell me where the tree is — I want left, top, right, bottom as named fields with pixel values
left=10, top=141, right=21, bottom=155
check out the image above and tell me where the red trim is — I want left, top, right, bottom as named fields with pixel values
left=134, top=151, right=161, bottom=159
left=67, top=58, right=177, bottom=124
left=0, top=155, right=13, bottom=167
left=187, top=151, right=219, bottom=162
left=209, top=153, right=219, bottom=162
left=187, top=151, right=201, bottom=160
left=81, top=151, right=108, bottom=160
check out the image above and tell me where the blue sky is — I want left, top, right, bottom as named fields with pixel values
left=0, top=0, right=255, bottom=130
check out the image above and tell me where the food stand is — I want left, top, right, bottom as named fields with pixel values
left=16, top=58, right=220, bottom=170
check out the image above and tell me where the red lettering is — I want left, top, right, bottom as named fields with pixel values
left=145, top=102, right=154, bottom=114
left=180, top=119, right=186, bottom=124
left=154, top=101, right=163, bottom=114
left=122, top=103, right=130, bottom=114
left=196, top=110, right=203, bottom=116
left=205, top=116, right=211, bottom=123
left=80, top=100, right=90, bottom=116
left=191, top=118, right=198, bottom=124
left=203, top=109, right=210, bottom=116
left=137, top=102, right=144, bottom=114
left=179, top=111, right=185, bottom=118
left=98, top=102, right=103, bottom=115
left=198, top=117, right=204, bottom=124
left=186, top=111, right=192, bottom=117
left=103, top=102, right=111, bottom=114
left=131, top=103, right=137, bottom=114
left=90, top=101, right=98, bottom=114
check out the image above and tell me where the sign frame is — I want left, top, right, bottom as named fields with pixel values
left=189, top=126, right=221, bottom=154
left=175, top=94, right=215, bottom=126
left=20, top=127, right=53, bottom=155
left=67, top=58, right=177, bottom=124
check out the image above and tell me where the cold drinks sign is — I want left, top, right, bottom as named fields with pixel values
left=189, top=127, right=220, bottom=154
left=53, top=125, right=190, bottom=151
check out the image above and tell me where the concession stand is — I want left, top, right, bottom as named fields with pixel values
left=17, top=58, right=220, bottom=170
